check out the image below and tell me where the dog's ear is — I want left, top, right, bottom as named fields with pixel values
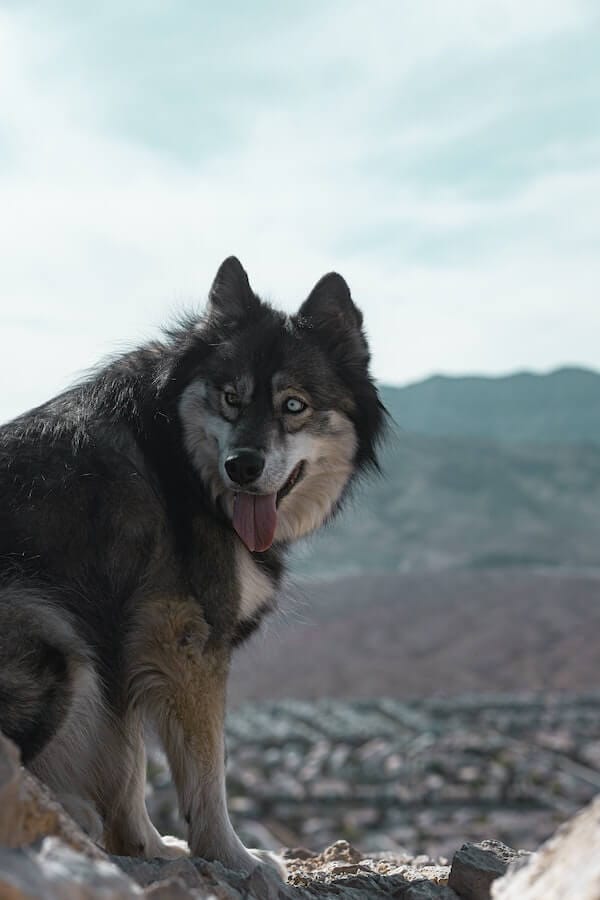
left=298, top=272, right=369, bottom=366
left=206, top=256, right=260, bottom=324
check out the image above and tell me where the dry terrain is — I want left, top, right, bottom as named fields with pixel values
left=229, top=569, right=600, bottom=704
left=147, top=693, right=600, bottom=859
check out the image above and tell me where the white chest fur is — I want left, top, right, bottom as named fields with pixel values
left=235, top=545, right=275, bottom=623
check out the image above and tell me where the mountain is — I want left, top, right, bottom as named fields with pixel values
left=295, top=433, right=600, bottom=576
left=291, top=368, right=600, bottom=577
left=380, top=367, right=600, bottom=444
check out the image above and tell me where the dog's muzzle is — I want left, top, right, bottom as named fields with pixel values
left=230, top=459, right=306, bottom=553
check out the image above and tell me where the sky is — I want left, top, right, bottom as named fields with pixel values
left=1, top=0, right=599, bottom=422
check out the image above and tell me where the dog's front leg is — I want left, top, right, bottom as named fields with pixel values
left=129, top=597, right=268, bottom=874
left=158, top=647, right=258, bottom=871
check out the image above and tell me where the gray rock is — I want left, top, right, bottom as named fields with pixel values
left=113, top=856, right=207, bottom=889
left=245, top=864, right=296, bottom=900
left=402, top=884, right=460, bottom=899
left=144, top=880, right=219, bottom=899
left=449, top=840, right=526, bottom=899
left=0, top=838, right=143, bottom=899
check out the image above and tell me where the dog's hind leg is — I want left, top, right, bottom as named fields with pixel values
left=128, top=596, right=269, bottom=874
left=97, top=711, right=188, bottom=859
left=30, top=639, right=187, bottom=858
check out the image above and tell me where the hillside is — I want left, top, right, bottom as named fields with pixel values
left=380, top=366, right=600, bottom=444
left=295, top=432, right=600, bottom=576
left=292, top=367, right=600, bottom=577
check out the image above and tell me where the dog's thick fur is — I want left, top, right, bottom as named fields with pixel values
left=0, top=257, right=385, bottom=872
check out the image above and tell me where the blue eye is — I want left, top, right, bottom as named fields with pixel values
left=285, top=397, right=307, bottom=414
left=224, top=391, right=241, bottom=407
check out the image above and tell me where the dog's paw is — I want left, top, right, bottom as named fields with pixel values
left=151, top=834, right=190, bottom=859
left=249, top=848, right=288, bottom=881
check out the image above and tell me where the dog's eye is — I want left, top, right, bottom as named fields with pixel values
left=284, top=397, right=307, bottom=414
left=224, top=391, right=241, bottom=408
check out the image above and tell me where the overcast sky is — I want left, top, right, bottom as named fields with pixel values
left=1, top=1, right=599, bottom=422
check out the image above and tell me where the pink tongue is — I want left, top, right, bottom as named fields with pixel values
left=233, top=493, right=278, bottom=552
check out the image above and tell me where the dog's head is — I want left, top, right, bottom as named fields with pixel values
left=176, top=257, right=386, bottom=552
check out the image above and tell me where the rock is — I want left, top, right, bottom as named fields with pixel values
left=492, top=795, right=600, bottom=899
left=0, top=838, right=143, bottom=899
left=0, top=731, right=103, bottom=858
left=284, top=843, right=457, bottom=897
left=321, top=839, right=362, bottom=864
left=114, top=854, right=292, bottom=899
left=144, top=880, right=218, bottom=899
left=2, top=717, right=600, bottom=900
left=448, top=840, right=527, bottom=899
left=402, top=885, right=460, bottom=899
left=245, top=864, right=294, bottom=900
left=0, top=730, right=22, bottom=839
left=114, top=857, right=209, bottom=889
left=281, top=847, right=316, bottom=860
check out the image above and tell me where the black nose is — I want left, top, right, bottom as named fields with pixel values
left=225, top=449, right=265, bottom=486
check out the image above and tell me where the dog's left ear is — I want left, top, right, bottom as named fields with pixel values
left=206, top=256, right=261, bottom=325
left=298, top=272, right=369, bottom=366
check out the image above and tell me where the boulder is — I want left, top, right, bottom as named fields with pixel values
left=0, top=838, right=143, bottom=900
left=0, top=731, right=102, bottom=858
left=492, top=795, right=600, bottom=899
left=448, top=840, right=528, bottom=899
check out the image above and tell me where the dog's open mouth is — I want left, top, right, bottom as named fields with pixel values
left=232, top=461, right=305, bottom=553
left=276, top=460, right=305, bottom=506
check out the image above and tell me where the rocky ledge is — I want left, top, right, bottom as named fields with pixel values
left=1, top=730, right=599, bottom=900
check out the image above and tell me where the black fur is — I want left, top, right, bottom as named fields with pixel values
left=0, top=636, right=70, bottom=763
left=0, top=256, right=387, bottom=763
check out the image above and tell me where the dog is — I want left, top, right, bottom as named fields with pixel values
left=0, top=257, right=386, bottom=873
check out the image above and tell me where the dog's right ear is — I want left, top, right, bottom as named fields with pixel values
left=206, top=256, right=261, bottom=324
left=298, top=272, right=370, bottom=368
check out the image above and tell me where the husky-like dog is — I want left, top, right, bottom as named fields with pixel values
left=0, top=257, right=385, bottom=872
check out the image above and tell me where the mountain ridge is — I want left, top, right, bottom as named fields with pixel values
left=379, top=365, right=600, bottom=444
left=296, top=367, right=600, bottom=576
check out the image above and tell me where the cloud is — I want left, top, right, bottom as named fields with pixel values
left=0, top=2, right=599, bottom=422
